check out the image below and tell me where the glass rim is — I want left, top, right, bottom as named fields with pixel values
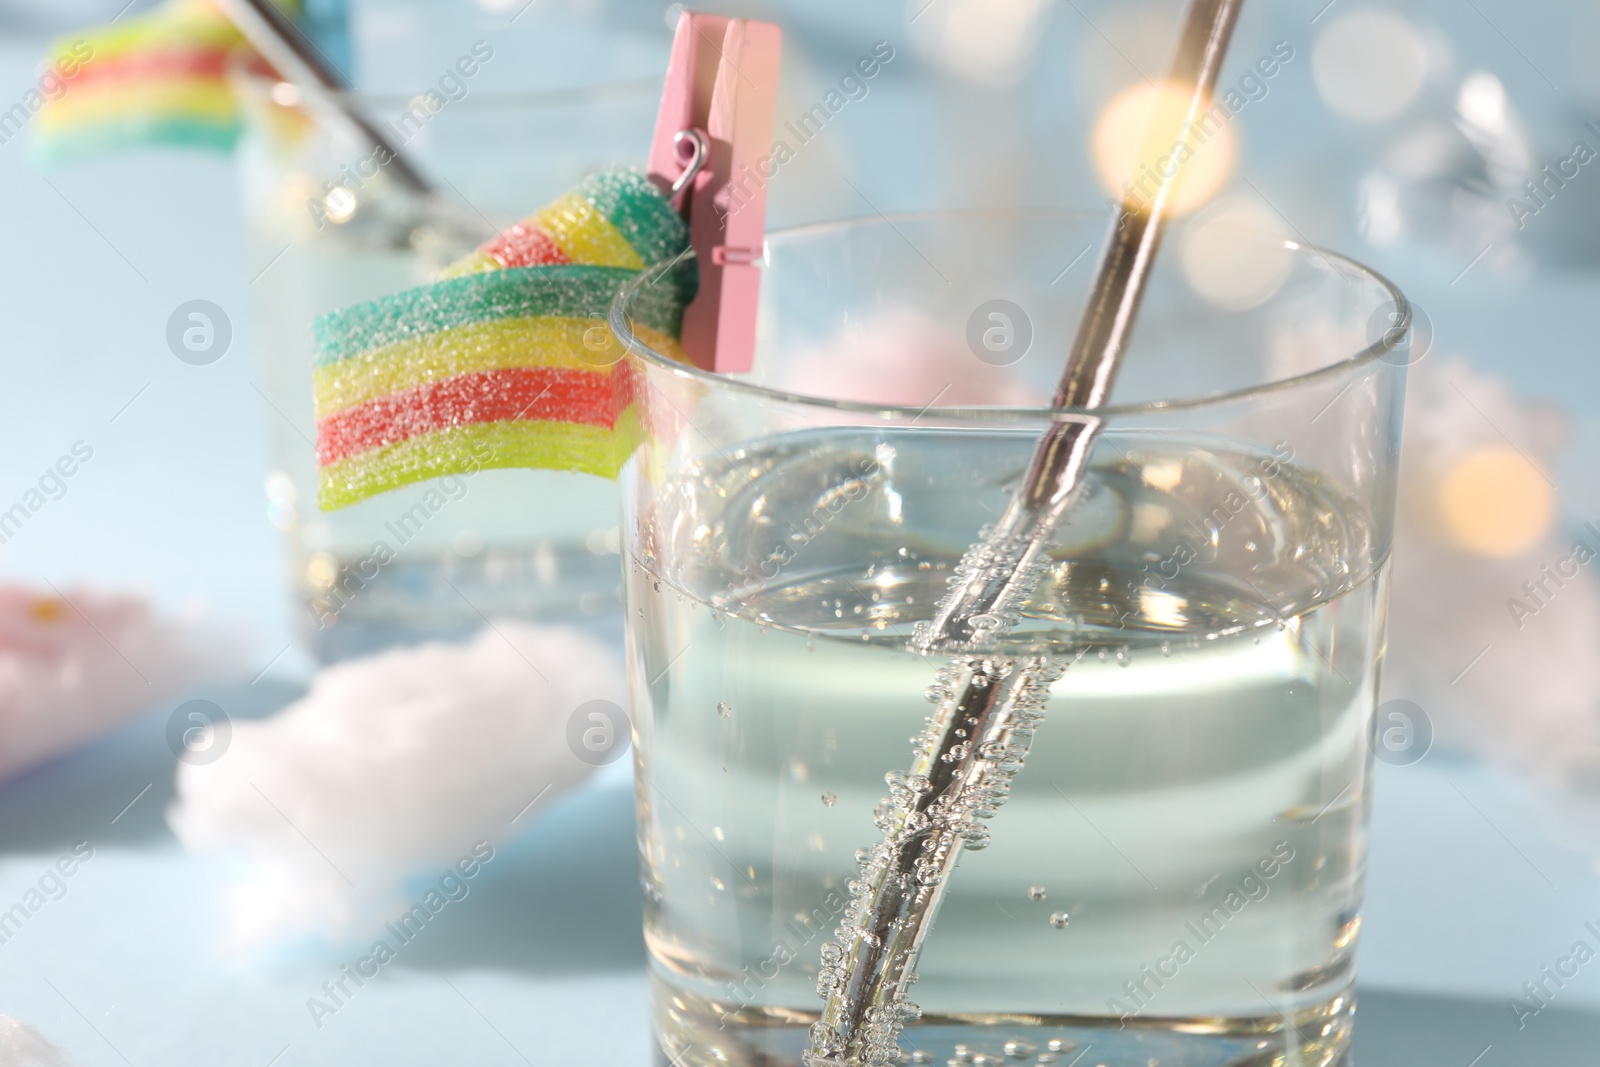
left=610, top=208, right=1412, bottom=422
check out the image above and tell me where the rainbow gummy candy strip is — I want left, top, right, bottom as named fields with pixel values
left=313, top=166, right=695, bottom=510
left=33, top=0, right=282, bottom=166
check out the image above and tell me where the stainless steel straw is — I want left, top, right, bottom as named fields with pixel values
left=806, top=2, right=1245, bottom=1063
left=215, top=0, right=436, bottom=197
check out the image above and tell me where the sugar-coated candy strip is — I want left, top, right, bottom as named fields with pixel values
left=480, top=224, right=571, bottom=270
left=318, top=407, right=649, bottom=509
left=52, top=48, right=234, bottom=88
left=317, top=366, right=623, bottom=465
left=437, top=167, right=686, bottom=279
left=313, top=263, right=691, bottom=367
left=33, top=0, right=271, bottom=165
left=579, top=167, right=690, bottom=266
left=314, top=316, right=624, bottom=416
left=313, top=165, right=696, bottom=509
left=38, top=80, right=237, bottom=131
left=531, top=192, right=647, bottom=270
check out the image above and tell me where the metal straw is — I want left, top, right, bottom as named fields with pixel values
left=805, top=2, right=1245, bottom=1063
left=215, top=0, right=436, bottom=197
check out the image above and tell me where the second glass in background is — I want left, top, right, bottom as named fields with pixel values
left=236, top=6, right=664, bottom=660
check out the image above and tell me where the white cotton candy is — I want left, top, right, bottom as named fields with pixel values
left=0, top=1016, right=73, bottom=1066
left=0, top=586, right=242, bottom=783
left=166, top=621, right=625, bottom=953
left=1267, top=324, right=1600, bottom=789
left=1381, top=357, right=1600, bottom=789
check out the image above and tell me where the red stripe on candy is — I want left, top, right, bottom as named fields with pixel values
left=481, top=224, right=570, bottom=269
left=63, top=48, right=236, bottom=89
left=316, top=367, right=624, bottom=466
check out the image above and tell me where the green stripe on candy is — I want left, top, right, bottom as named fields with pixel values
left=31, top=116, right=242, bottom=168
left=578, top=167, right=689, bottom=267
left=313, top=261, right=694, bottom=367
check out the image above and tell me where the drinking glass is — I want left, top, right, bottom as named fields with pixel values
left=234, top=36, right=661, bottom=660
left=612, top=211, right=1409, bottom=1067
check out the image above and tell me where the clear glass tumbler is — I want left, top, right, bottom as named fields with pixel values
left=612, top=212, right=1409, bottom=1067
left=235, top=60, right=660, bottom=660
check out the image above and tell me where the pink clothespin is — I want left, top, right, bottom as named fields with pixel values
left=647, top=11, right=782, bottom=373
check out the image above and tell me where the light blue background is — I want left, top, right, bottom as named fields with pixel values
left=2, top=0, right=1599, bottom=1062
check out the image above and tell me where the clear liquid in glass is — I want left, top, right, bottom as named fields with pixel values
left=629, top=426, right=1379, bottom=1067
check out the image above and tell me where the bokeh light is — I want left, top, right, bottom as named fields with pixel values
left=1457, top=71, right=1508, bottom=133
left=324, top=185, right=358, bottom=223
left=906, top=0, right=1052, bottom=88
left=1180, top=197, right=1293, bottom=309
left=306, top=551, right=340, bottom=590
left=1436, top=447, right=1556, bottom=557
left=1312, top=8, right=1428, bottom=121
left=1092, top=81, right=1237, bottom=217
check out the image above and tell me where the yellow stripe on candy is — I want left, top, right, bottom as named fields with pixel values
left=313, top=319, right=684, bottom=416
left=435, top=251, right=501, bottom=279
left=37, top=79, right=236, bottom=131
left=317, top=408, right=648, bottom=510
left=47, top=0, right=244, bottom=74
left=57, top=20, right=241, bottom=69
left=532, top=192, right=645, bottom=270
left=315, top=317, right=618, bottom=415
left=634, top=326, right=688, bottom=364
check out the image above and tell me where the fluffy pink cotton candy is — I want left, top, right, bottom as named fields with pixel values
left=772, top=306, right=1041, bottom=409
left=0, top=585, right=242, bottom=782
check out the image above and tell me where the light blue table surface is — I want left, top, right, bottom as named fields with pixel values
left=4, top=690, right=1600, bottom=1065
left=3, top=0, right=1600, bottom=1062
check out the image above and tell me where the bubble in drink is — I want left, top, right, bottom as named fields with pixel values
left=1028, top=886, right=1047, bottom=901
left=717, top=701, right=732, bottom=718
left=1049, top=912, right=1071, bottom=929
left=1003, top=1040, right=1036, bottom=1057
left=822, top=791, right=837, bottom=807
left=632, top=428, right=1382, bottom=1066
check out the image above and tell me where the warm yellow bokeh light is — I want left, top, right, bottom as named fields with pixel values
left=27, top=598, right=67, bottom=624
left=306, top=551, right=340, bottom=590
left=1092, top=81, right=1237, bottom=217
left=1436, top=447, right=1556, bottom=557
